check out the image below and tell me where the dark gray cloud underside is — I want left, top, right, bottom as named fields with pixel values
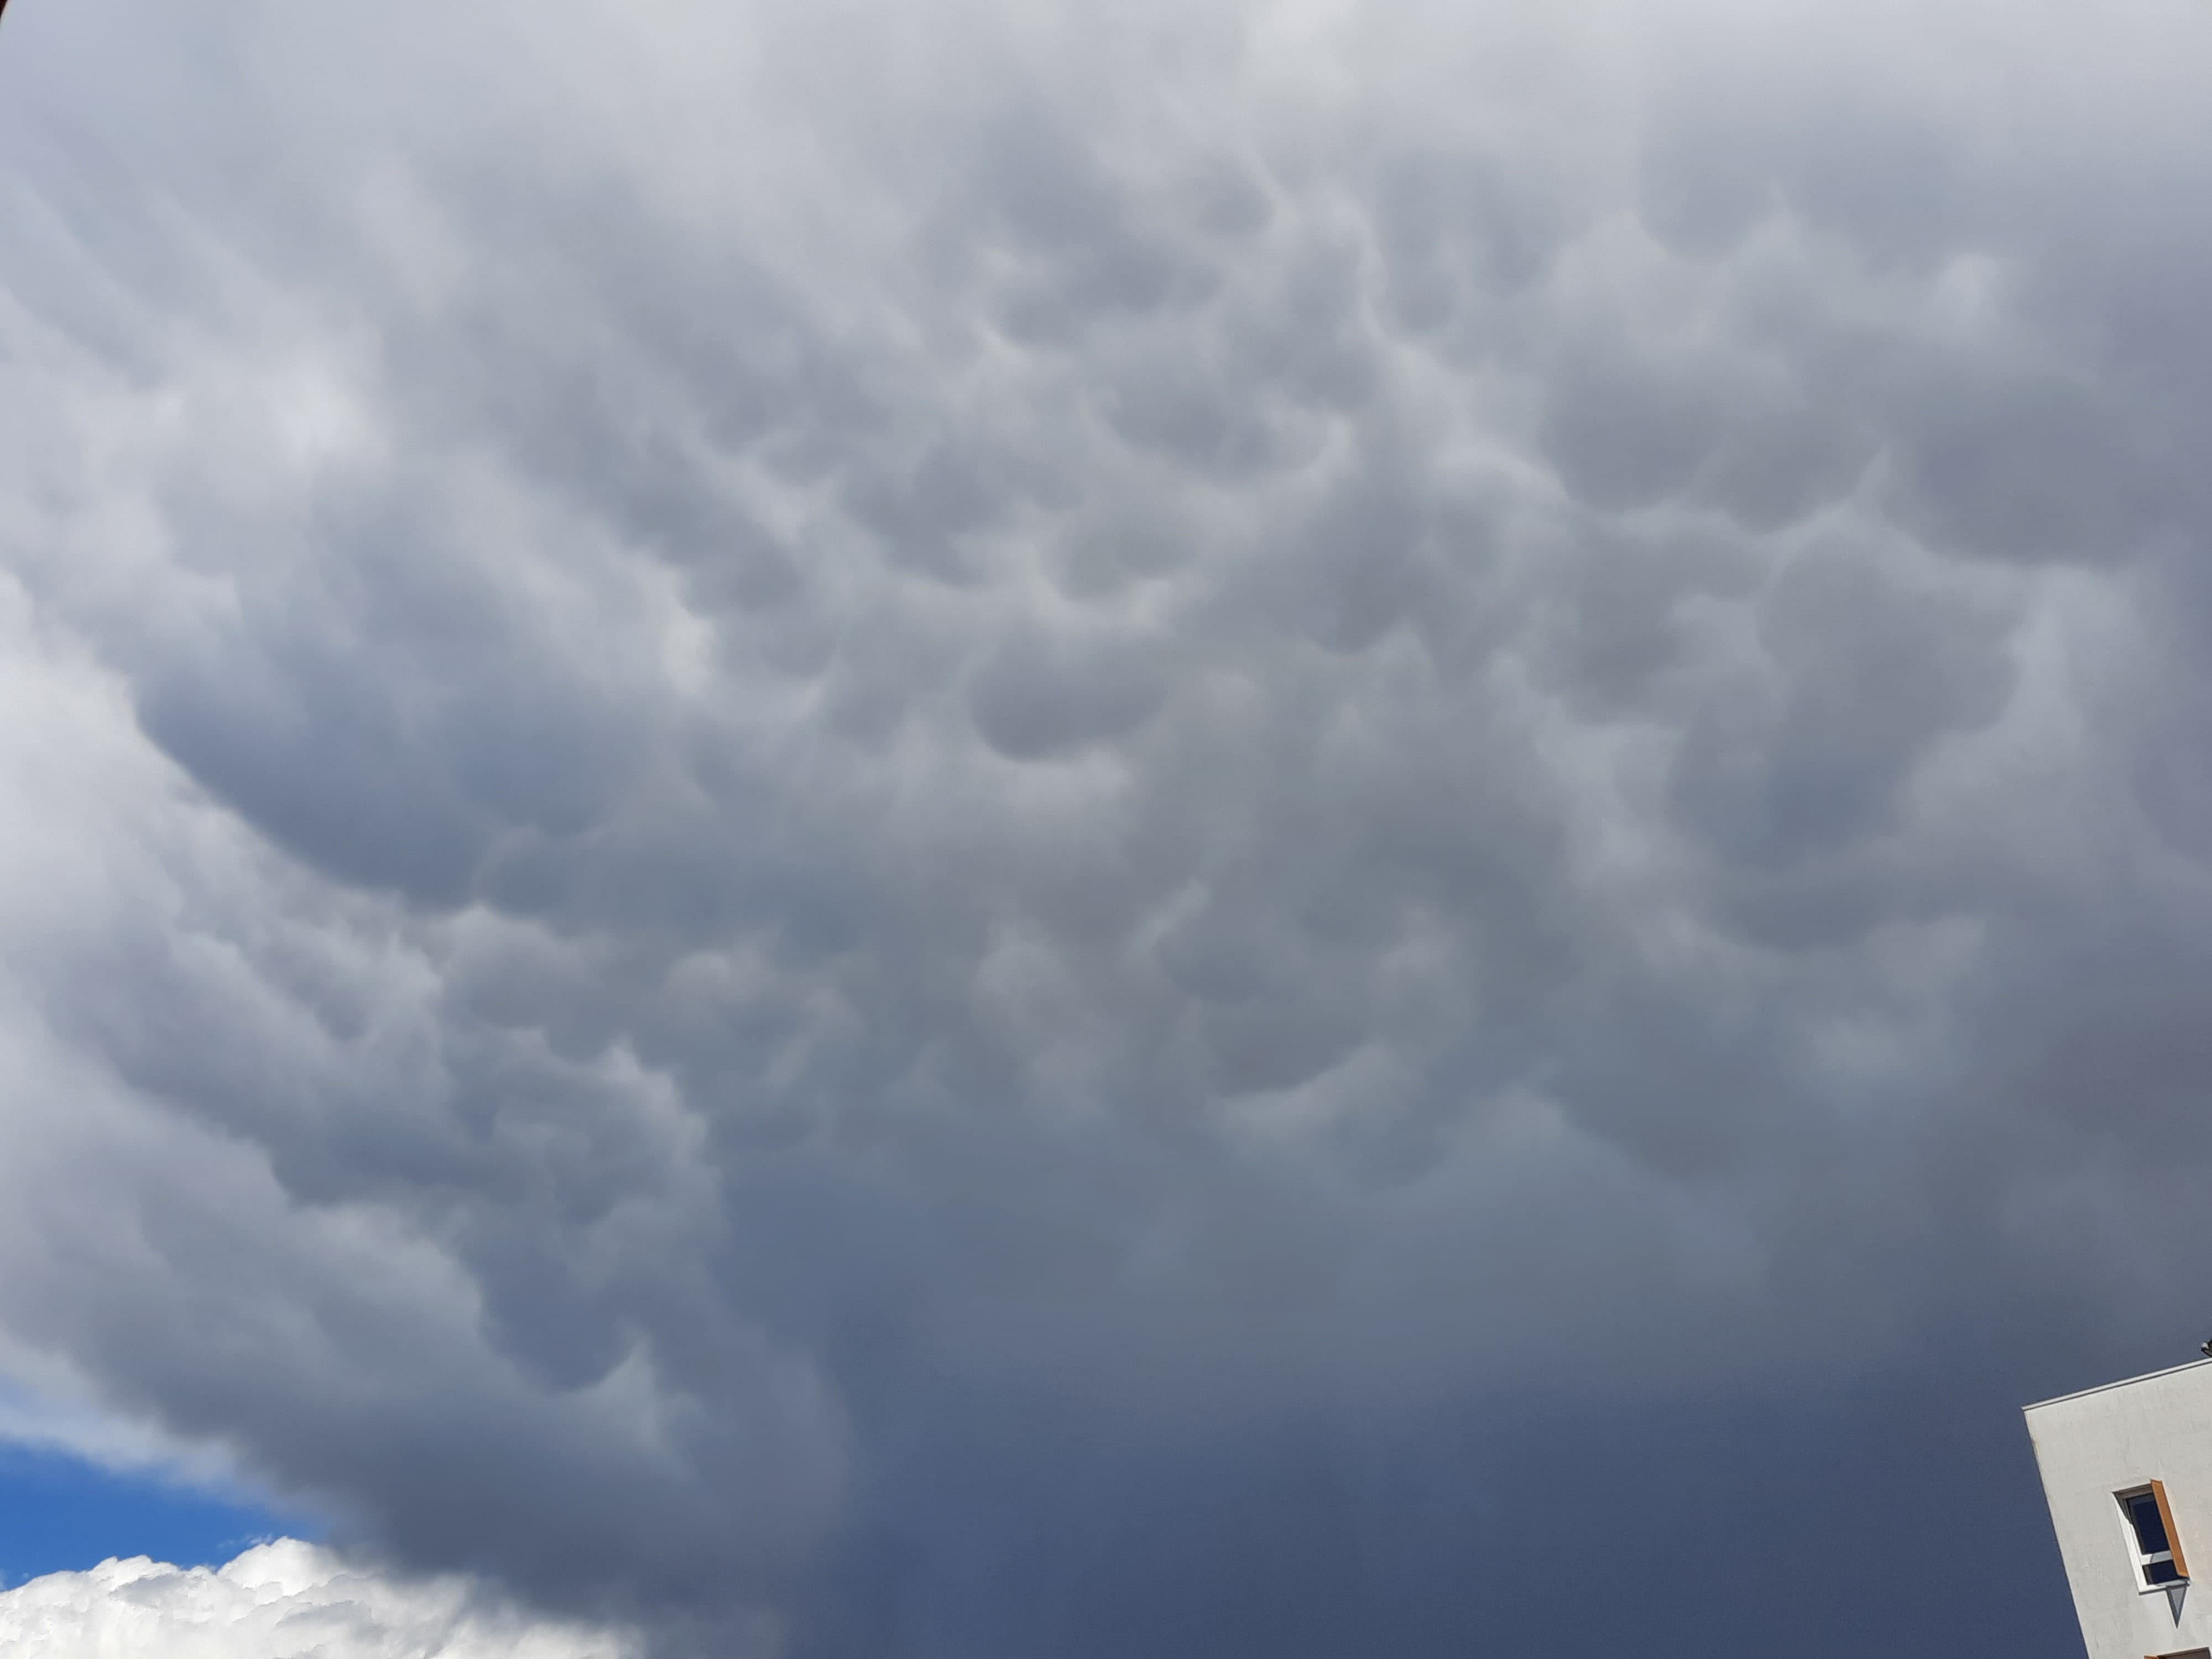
left=5, top=1, right=2212, bottom=1654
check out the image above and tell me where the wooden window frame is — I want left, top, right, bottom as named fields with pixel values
left=2152, top=1480, right=2192, bottom=1581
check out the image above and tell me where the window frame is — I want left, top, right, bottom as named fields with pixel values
left=2117, top=1479, right=2192, bottom=1592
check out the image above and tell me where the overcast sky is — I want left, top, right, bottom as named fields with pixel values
left=4, top=0, right=2212, bottom=1653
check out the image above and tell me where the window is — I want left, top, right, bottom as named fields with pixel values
left=2119, top=1481, right=2190, bottom=1589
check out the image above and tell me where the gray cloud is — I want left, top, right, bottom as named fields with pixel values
left=5, top=0, right=2212, bottom=1652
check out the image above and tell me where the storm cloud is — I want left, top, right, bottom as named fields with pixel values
left=4, top=0, right=2212, bottom=1652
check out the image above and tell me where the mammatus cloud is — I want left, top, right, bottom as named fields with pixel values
left=0, top=1541, right=641, bottom=1659
left=4, top=0, right=2212, bottom=1652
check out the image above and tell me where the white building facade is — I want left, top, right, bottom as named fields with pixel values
left=2027, top=1359, right=2212, bottom=1659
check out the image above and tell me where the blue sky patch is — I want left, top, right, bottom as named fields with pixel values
left=0, top=1445, right=308, bottom=1589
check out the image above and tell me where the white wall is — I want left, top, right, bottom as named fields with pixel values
left=2027, top=1360, right=2212, bottom=1659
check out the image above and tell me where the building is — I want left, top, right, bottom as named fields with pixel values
left=2027, top=1359, right=2212, bottom=1659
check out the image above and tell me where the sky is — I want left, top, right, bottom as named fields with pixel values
left=0, top=1443, right=294, bottom=1589
left=3, top=0, right=2212, bottom=1653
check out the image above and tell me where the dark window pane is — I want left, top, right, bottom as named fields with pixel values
left=2128, top=1494, right=2173, bottom=1554
left=2148, top=1557, right=2184, bottom=1585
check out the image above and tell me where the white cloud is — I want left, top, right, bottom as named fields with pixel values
left=0, top=1541, right=641, bottom=1659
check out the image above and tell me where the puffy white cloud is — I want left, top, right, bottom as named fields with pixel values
left=0, top=1541, right=641, bottom=1659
